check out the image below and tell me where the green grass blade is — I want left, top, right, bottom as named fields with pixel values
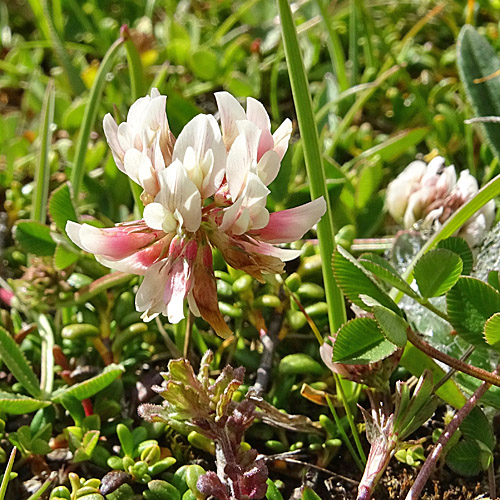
left=122, top=25, right=147, bottom=100
left=214, top=0, right=260, bottom=44
left=41, top=0, right=85, bottom=95
left=36, top=314, right=54, bottom=397
left=70, top=36, right=125, bottom=200
left=348, top=0, right=359, bottom=86
left=0, top=327, right=41, bottom=398
left=25, top=473, right=55, bottom=500
left=315, top=0, right=348, bottom=92
left=277, top=0, right=346, bottom=333
left=0, top=447, right=16, bottom=500
left=31, top=79, right=55, bottom=224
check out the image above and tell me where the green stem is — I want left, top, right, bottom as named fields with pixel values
left=31, top=79, right=55, bottom=224
left=406, top=328, right=500, bottom=388
left=36, top=313, right=54, bottom=396
left=416, top=298, right=450, bottom=323
left=0, top=448, right=16, bottom=500
left=277, top=0, right=346, bottom=333
left=325, top=394, right=364, bottom=472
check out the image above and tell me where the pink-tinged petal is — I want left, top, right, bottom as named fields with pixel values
left=235, top=120, right=261, bottom=161
left=215, top=91, right=246, bottom=148
left=272, top=119, right=292, bottom=160
left=254, top=197, right=327, bottom=244
left=246, top=98, right=274, bottom=160
left=256, top=150, right=280, bottom=186
left=142, top=94, right=167, bottom=132
left=231, top=208, right=251, bottom=235
left=66, top=221, right=162, bottom=259
left=219, top=196, right=244, bottom=232
left=127, top=94, right=152, bottom=125
left=117, top=122, right=136, bottom=152
left=103, top=114, right=125, bottom=171
left=0, top=288, right=14, bottom=307
left=249, top=204, right=270, bottom=230
left=241, top=238, right=300, bottom=262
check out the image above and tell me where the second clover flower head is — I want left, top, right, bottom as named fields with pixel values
left=67, top=90, right=326, bottom=337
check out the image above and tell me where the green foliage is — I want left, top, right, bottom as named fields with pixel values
left=14, top=220, right=56, bottom=257
left=413, top=249, right=463, bottom=298
left=457, top=25, right=500, bottom=160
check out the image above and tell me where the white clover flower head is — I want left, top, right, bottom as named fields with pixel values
left=67, top=90, right=326, bottom=337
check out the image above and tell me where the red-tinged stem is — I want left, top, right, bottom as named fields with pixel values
left=407, top=328, right=500, bottom=387
left=405, top=368, right=497, bottom=500
left=82, top=398, right=93, bottom=417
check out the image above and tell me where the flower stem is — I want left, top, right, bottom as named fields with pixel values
left=416, top=298, right=450, bottom=323
left=405, top=371, right=495, bottom=500
left=406, top=328, right=500, bottom=387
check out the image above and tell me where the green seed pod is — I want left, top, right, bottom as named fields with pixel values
left=136, top=439, right=159, bottom=455
left=148, top=457, right=176, bottom=476
left=304, top=302, right=328, bottom=318
left=297, top=283, right=324, bottom=300
left=50, top=487, right=71, bottom=500
left=216, top=280, right=233, bottom=298
left=61, top=323, right=100, bottom=340
left=265, top=440, right=287, bottom=453
left=335, top=225, right=355, bottom=249
left=218, top=302, right=243, bottom=318
left=285, top=273, right=301, bottom=292
left=290, top=441, right=304, bottom=451
left=182, top=491, right=197, bottom=500
left=141, top=444, right=161, bottom=465
left=253, top=294, right=281, bottom=308
left=232, top=274, right=253, bottom=293
left=188, top=431, right=215, bottom=454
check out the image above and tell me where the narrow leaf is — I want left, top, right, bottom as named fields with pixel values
left=414, top=249, right=463, bottom=298
left=0, top=393, right=50, bottom=415
left=332, top=317, right=398, bottom=364
left=0, top=327, right=41, bottom=398
left=373, top=306, right=408, bottom=347
left=53, top=364, right=125, bottom=402
left=333, top=247, right=400, bottom=314
left=458, top=25, right=500, bottom=160
left=31, top=79, right=55, bottom=224
left=359, top=253, right=418, bottom=298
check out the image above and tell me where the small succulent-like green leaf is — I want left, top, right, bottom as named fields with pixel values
left=53, top=364, right=124, bottom=402
left=333, top=247, right=400, bottom=314
left=414, top=249, right=462, bottom=298
left=332, top=318, right=398, bottom=364
left=278, top=354, right=324, bottom=376
left=116, top=424, right=134, bottom=458
left=358, top=253, right=418, bottom=298
left=0, top=327, right=41, bottom=398
left=0, top=392, right=50, bottom=415
left=301, top=487, right=322, bottom=500
left=266, top=479, right=285, bottom=500
left=457, top=25, right=500, bottom=160
left=484, top=312, right=500, bottom=350
left=447, top=277, right=500, bottom=346
left=144, top=480, right=181, bottom=500
left=373, top=306, right=408, bottom=347
left=436, top=237, right=473, bottom=275
left=14, top=220, right=56, bottom=256
left=48, top=183, right=78, bottom=234
left=446, top=439, right=486, bottom=477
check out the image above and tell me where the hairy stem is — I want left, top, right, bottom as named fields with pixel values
left=405, top=372, right=495, bottom=500
left=407, top=328, right=500, bottom=387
